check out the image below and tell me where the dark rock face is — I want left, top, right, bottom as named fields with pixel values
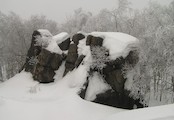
left=63, top=33, right=85, bottom=76
left=63, top=44, right=78, bottom=76
left=125, top=50, right=139, bottom=65
left=86, top=35, right=103, bottom=46
left=24, top=30, right=63, bottom=83
left=86, top=35, right=92, bottom=45
left=104, top=69, right=125, bottom=93
left=38, top=49, right=63, bottom=70
left=58, top=38, right=71, bottom=51
left=103, top=57, right=127, bottom=93
left=79, top=50, right=142, bottom=109
left=72, top=33, right=85, bottom=45
left=102, top=50, right=139, bottom=94
left=33, top=64, right=55, bottom=83
left=93, top=90, right=143, bottom=109
left=33, top=49, right=63, bottom=83
left=75, top=55, right=85, bottom=68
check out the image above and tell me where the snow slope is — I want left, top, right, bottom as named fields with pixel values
left=104, top=104, right=174, bottom=120
left=0, top=65, right=123, bottom=120
left=0, top=70, right=173, bottom=120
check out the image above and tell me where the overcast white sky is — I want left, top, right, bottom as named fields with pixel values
left=0, top=0, right=172, bottom=23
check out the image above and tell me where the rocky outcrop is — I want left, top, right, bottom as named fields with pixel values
left=79, top=35, right=142, bottom=109
left=58, top=38, right=71, bottom=51
left=23, top=30, right=142, bottom=109
left=32, top=49, right=63, bottom=83
left=63, top=33, right=85, bottom=76
left=24, top=31, right=86, bottom=82
left=38, top=49, right=63, bottom=70
left=93, top=89, right=143, bottom=109
left=93, top=50, right=141, bottom=109
left=72, top=33, right=85, bottom=45
left=63, top=44, right=78, bottom=76
left=24, top=30, right=64, bottom=83
left=86, top=35, right=103, bottom=46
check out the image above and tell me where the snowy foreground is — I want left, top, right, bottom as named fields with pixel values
left=0, top=71, right=174, bottom=120
left=0, top=70, right=123, bottom=120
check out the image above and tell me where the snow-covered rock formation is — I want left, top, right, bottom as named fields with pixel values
left=23, top=29, right=141, bottom=109
left=1, top=29, right=174, bottom=120
left=23, top=30, right=69, bottom=83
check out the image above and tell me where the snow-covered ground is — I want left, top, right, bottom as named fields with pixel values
left=0, top=66, right=123, bottom=120
left=104, top=104, right=174, bottom=120
left=0, top=69, right=173, bottom=120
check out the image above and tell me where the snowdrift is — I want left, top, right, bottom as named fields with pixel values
left=0, top=71, right=123, bottom=120
left=0, top=71, right=173, bottom=120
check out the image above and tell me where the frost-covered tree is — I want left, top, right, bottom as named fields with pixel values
left=60, top=8, right=91, bottom=35
left=122, top=1, right=174, bottom=105
left=124, top=26, right=174, bottom=105
left=90, top=46, right=110, bottom=70
left=25, top=15, right=59, bottom=35
left=83, top=9, right=114, bottom=32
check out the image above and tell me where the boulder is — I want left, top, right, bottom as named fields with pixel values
left=125, top=50, right=139, bottom=65
left=63, top=33, right=85, bottom=76
left=63, top=43, right=78, bottom=76
left=93, top=89, right=143, bottom=109
left=79, top=39, right=142, bottom=109
left=24, top=30, right=63, bottom=83
left=58, top=38, right=71, bottom=51
left=103, top=57, right=125, bottom=93
left=66, top=44, right=78, bottom=64
left=86, top=35, right=103, bottom=46
left=23, top=30, right=142, bottom=109
left=86, top=35, right=92, bottom=45
left=38, top=49, right=63, bottom=70
left=33, top=64, right=55, bottom=83
left=72, top=33, right=85, bottom=45
left=104, top=70, right=125, bottom=93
